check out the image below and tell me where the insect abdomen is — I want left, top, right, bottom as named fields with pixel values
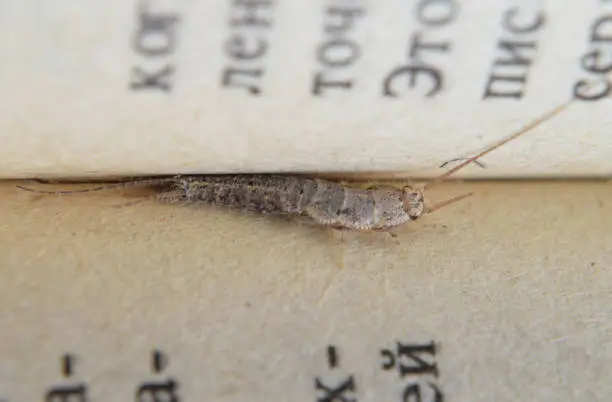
left=180, top=175, right=319, bottom=215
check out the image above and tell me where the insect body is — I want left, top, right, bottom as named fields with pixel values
left=16, top=97, right=572, bottom=234
left=154, top=175, right=426, bottom=232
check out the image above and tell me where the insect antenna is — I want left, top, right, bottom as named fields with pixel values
left=425, top=192, right=473, bottom=214
left=423, top=97, right=575, bottom=191
left=15, top=177, right=178, bottom=195
left=438, top=158, right=487, bottom=169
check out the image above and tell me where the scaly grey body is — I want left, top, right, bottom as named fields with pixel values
left=153, top=175, right=425, bottom=232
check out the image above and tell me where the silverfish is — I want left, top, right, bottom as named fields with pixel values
left=16, top=99, right=572, bottom=236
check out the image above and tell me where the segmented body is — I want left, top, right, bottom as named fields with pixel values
left=153, top=175, right=422, bottom=231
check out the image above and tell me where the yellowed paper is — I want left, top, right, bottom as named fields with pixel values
left=1, top=180, right=611, bottom=401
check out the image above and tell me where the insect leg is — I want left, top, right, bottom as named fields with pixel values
left=366, top=227, right=399, bottom=237
left=364, top=183, right=406, bottom=191
left=331, top=225, right=398, bottom=237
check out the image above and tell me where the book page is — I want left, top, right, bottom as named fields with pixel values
left=1, top=1, right=611, bottom=179
left=1, top=179, right=611, bottom=401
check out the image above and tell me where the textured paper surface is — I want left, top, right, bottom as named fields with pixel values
left=1, top=1, right=612, bottom=178
left=1, top=180, right=611, bottom=401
